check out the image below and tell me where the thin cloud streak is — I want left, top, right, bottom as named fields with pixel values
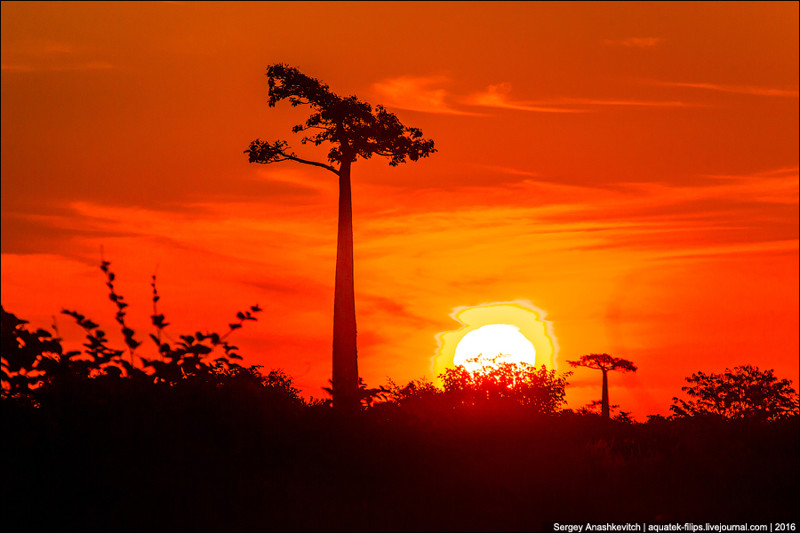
left=651, top=239, right=797, bottom=261
left=373, top=77, right=692, bottom=116
left=479, top=165, right=540, bottom=178
left=466, top=83, right=689, bottom=111
left=603, top=37, right=664, bottom=48
left=2, top=38, right=114, bottom=72
left=654, top=81, right=799, bottom=98
left=1, top=61, right=115, bottom=72
left=559, top=97, right=689, bottom=107
left=617, top=168, right=799, bottom=206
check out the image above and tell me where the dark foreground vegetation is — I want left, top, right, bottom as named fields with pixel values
left=2, top=263, right=798, bottom=531
left=3, top=384, right=798, bottom=531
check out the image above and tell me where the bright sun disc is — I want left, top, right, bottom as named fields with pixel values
left=433, top=300, right=558, bottom=380
left=453, top=324, right=536, bottom=371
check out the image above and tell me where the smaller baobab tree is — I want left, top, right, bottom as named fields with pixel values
left=568, top=353, right=637, bottom=419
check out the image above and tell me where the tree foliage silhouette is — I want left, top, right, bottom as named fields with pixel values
left=1, top=307, right=67, bottom=399
left=439, top=356, right=571, bottom=413
left=567, top=353, right=637, bottom=419
left=670, top=365, right=799, bottom=421
left=385, top=376, right=441, bottom=406
left=245, top=64, right=436, bottom=412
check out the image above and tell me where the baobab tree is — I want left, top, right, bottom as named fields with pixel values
left=567, top=353, right=637, bottom=419
left=245, top=64, right=436, bottom=412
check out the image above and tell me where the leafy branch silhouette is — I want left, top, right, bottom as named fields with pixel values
left=2, top=259, right=264, bottom=395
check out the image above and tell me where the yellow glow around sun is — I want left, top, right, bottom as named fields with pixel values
left=433, top=300, right=559, bottom=380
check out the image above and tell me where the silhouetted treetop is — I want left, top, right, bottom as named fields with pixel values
left=567, top=353, right=637, bottom=373
left=245, top=63, right=436, bottom=170
left=671, top=365, right=799, bottom=421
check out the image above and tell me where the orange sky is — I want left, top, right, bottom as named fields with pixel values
left=2, top=1, right=798, bottom=418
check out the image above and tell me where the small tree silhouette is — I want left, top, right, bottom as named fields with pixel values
left=670, top=365, right=799, bottom=421
left=245, top=64, right=436, bottom=412
left=385, top=377, right=441, bottom=405
left=568, top=353, right=637, bottom=419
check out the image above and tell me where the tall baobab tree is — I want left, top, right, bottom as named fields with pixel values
left=245, top=64, right=436, bottom=412
left=567, top=353, right=637, bottom=419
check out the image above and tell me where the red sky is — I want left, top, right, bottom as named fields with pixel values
left=2, top=1, right=798, bottom=417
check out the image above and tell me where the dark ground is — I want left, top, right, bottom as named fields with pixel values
left=3, top=382, right=798, bottom=531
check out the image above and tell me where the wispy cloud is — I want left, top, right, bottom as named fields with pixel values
left=372, top=75, right=479, bottom=115
left=651, top=239, right=797, bottom=261
left=557, top=97, right=688, bottom=107
left=351, top=165, right=799, bottom=270
left=2, top=39, right=115, bottom=73
left=603, top=37, right=664, bottom=48
left=653, top=81, right=799, bottom=98
left=374, top=75, right=691, bottom=116
left=464, top=83, right=585, bottom=113
left=2, top=61, right=115, bottom=72
left=465, top=83, right=688, bottom=111
left=618, top=167, right=799, bottom=207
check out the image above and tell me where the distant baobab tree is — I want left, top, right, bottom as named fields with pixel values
left=567, top=353, right=637, bottom=419
left=245, top=64, right=436, bottom=412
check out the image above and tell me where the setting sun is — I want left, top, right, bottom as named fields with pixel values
left=453, top=324, right=536, bottom=371
left=434, top=300, right=559, bottom=380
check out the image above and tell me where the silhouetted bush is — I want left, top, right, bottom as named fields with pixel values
left=438, top=356, right=571, bottom=413
left=1, top=261, right=270, bottom=400
left=671, top=364, right=800, bottom=421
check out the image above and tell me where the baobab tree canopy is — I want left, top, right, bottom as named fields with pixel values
left=245, top=63, right=436, bottom=168
left=568, top=353, right=638, bottom=373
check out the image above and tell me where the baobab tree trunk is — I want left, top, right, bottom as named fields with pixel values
left=332, top=157, right=360, bottom=412
left=601, top=368, right=610, bottom=419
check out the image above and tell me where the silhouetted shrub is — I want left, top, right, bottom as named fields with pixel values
left=671, top=365, right=799, bottom=421
left=436, top=356, right=571, bottom=413
left=1, top=306, right=66, bottom=400
left=1, top=260, right=269, bottom=401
